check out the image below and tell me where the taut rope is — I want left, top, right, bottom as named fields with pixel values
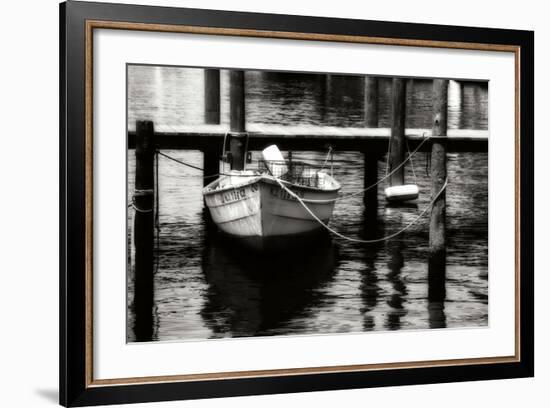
left=272, top=176, right=447, bottom=244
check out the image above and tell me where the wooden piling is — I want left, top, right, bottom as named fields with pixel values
left=363, top=76, right=380, bottom=216
left=204, top=69, right=220, bottom=124
left=364, top=77, right=379, bottom=128
left=428, top=79, right=448, bottom=302
left=229, top=70, right=246, bottom=170
left=388, top=78, right=406, bottom=186
left=202, top=147, right=220, bottom=187
left=133, top=120, right=155, bottom=340
left=363, top=152, right=379, bottom=218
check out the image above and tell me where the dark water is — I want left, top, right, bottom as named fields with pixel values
left=127, top=66, right=488, bottom=342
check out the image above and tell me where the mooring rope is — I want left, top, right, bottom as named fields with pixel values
left=318, top=146, right=333, bottom=173
left=272, top=176, right=448, bottom=244
left=131, top=202, right=154, bottom=213
left=157, top=151, right=254, bottom=179
left=157, top=151, right=207, bottom=172
left=129, top=157, right=161, bottom=272
left=405, top=137, right=418, bottom=183
left=385, top=132, right=422, bottom=185
left=384, top=131, right=393, bottom=177
left=130, top=188, right=154, bottom=212
left=299, top=135, right=431, bottom=203
left=156, top=134, right=431, bottom=203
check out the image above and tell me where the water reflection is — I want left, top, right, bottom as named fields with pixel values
left=128, top=67, right=488, bottom=130
left=428, top=226, right=447, bottom=329
left=200, top=233, right=339, bottom=338
left=428, top=301, right=447, bottom=329
left=130, top=262, right=160, bottom=342
left=385, top=220, right=408, bottom=330
left=132, top=270, right=155, bottom=341
left=359, top=210, right=383, bottom=331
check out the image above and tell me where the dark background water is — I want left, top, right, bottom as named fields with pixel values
left=127, top=66, right=488, bottom=342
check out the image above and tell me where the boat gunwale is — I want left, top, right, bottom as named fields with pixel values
left=203, top=174, right=341, bottom=197
left=202, top=174, right=263, bottom=196
left=204, top=193, right=260, bottom=209
left=260, top=175, right=341, bottom=194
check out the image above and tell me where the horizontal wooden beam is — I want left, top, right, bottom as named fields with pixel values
left=126, top=124, right=488, bottom=152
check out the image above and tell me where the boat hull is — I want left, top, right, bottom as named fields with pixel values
left=203, top=176, right=338, bottom=241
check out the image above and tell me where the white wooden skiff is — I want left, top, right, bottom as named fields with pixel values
left=203, top=171, right=340, bottom=242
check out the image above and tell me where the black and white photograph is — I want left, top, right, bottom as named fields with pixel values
left=126, top=65, right=488, bottom=343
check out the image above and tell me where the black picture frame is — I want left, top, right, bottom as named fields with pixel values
left=60, top=1, right=534, bottom=406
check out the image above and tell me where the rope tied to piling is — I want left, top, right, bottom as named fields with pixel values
left=157, top=150, right=253, bottom=179
left=299, top=134, right=432, bottom=203
left=318, top=145, right=333, bottom=173
left=131, top=202, right=154, bottom=213
left=130, top=188, right=155, bottom=212
left=156, top=133, right=432, bottom=203
left=272, top=176, right=448, bottom=244
left=129, top=197, right=154, bottom=213
left=157, top=151, right=207, bottom=173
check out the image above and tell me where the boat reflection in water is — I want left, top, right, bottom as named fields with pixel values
left=200, top=231, right=340, bottom=338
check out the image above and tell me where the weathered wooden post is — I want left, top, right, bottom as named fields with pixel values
left=203, top=69, right=221, bottom=185
left=363, top=76, right=379, bottom=216
left=363, top=155, right=379, bottom=214
left=364, top=77, right=378, bottom=128
left=202, top=147, right=220, bottom=187
left=388, top=78, right=406, bottom=187
left=229, top=70, right=246, bottom=170
left=204, top=69, right=220, bottom=124
left=428, top=79, right=448, bottom=303
left=133, top=120, right=155, bottom=341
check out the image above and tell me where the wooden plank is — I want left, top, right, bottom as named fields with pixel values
left=127, top=124, right=488, bottom=152
left=128, top=123, right=487, bottom=139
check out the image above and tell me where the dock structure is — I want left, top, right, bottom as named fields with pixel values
left=127, top=124, right=488, bottom=152
left=130, top=71, right=487, bottom=288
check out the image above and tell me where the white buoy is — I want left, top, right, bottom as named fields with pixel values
left=384, top=184, right=419, bottom=202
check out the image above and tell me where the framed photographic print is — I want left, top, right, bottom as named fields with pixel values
left=59, top=1, right=534, bottom=406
